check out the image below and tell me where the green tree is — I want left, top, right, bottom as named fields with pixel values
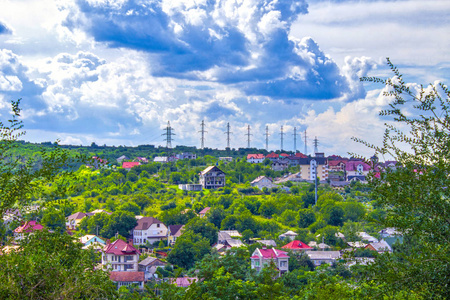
left=41, top=206, right=66, bottom=233
left=102, top=210, right=137, bottom=238
left=167, top=231, right=210, bottom=270
left=355, top=59, right=450, bottom=298
left=298, top=208, right=316, bottom=228
left=185, top=217, right=218, bottom=245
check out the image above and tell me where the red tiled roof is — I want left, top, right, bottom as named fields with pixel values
left=110, top=271, right=144, bottom=282
left=103, top=239, right=140, bottom=255
left=67, top=212, right=87, bottom=220
left=282, top=240, right=313, bottom=250
left=14, top=221, right=44, bottom=233
left=247, top=154, right=265, bottom=159
left=328, top=160, right=346, bottom=167
left=122, top=162, right=140, bottom=169
left=280, top=153, right=289, bottom=157
left=134, top=217, right=163, bottom=230
left=199, top=207, right=211, bottom=215
left=257, top=248, right=289, bottom=259
left=266, top=152, right=279, bottom=158
left=294, top=152, right=308, bottom=158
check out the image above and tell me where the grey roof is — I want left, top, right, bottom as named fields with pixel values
left=258, top=240, right=277, bottom=247
left=368, top=240, right=392, bottom=252
left=139, top=257, right=158, bottom=267
left=307, top=251, right=341, bottom=260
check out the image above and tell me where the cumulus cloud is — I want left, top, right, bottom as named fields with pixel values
left=60, top=0, right=356, bottom=100
left=0, top=21, right=12, bottom=35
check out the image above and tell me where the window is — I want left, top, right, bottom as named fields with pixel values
left=157, top=224, right=160, bottom=228
left=279, top=260, right=287, bottom=268
left=254, top=260, right=260, bottom=266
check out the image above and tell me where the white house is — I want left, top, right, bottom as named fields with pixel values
left=199, top=166, right=226, bottom=189
left=133, top=217, right=168, bottom=246
left=251, top=176, right=274, bottom=189
left=247, top=154, right=265, bottom=163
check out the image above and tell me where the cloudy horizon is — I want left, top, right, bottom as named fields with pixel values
left=0, top=0, right=449, bottom=158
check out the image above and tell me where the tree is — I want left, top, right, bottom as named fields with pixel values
left=41, top=206, right=66, bottom=233
left=298, top=208, right=316, bottom=228
left=355, top=59, right=450, bottom=298
left=185, top=217, right=218, bottom=245
left=101, top=210, right=137, bottom=238
left=167, top=231, right=210, bottom=270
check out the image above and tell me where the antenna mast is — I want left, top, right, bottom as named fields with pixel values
left=265, top=126, right=269, bottom=151
left=245, top=125, right=252, bottom=148
left=293, top=127, right=298, bottom=152
left=199, top=120, right=207, bottom=149
left=162, top=121, right=175, bottom=148
left=225, top=122, right=232, bottom=149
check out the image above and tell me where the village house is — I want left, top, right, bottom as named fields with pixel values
left=251, top=176, right=275, bottom=189
left=279, top=230, right=298, bottom=241
left=282, top=240, right=313, bottom=252
left=265, top=152, right=281, bottom=162
left=250, top=248, right=289, bottom=276
left=167, top=225, right=185, bottom=245
left=66, top=212, right=87, bottom=230
left=109, top=271, right=145, bottom=290
left=199, top=166, right=226, bottom=189
left=178, top=183, right=203, bottom=191
left=271, top=159, right=289, bottom=171
left=134, top=157, right=149, bottom=163
left=153, top=156, right=168, bottom=163
left=327, top=159, right=347, bottom=172
left=306, top=251, right=341, bottom=266
left=138, top=257, right=167, bottom=281
left=198, top=207, right=211, bottom=218
left=346, top=160, right=371, bottom=181
left=102, top=239, right=140, bottom=272
left=133, top=217, right=168, bottom=246
left=246, top=153, right=265, bottom=163
left=176, top=152, right=197, bottom=160
left=365, top=240, right=392, bottom=254
left=214, top=231, right=245, bottom=252
left=122, top=161, right=140, bottom=170
left=14, top=221, right=44, bottom=242
left=116, top=155, right=129, bottom=164
left=79, top=234, right=106, bottom=250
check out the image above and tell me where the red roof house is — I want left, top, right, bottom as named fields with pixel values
left=102, top=239, right=140, bottom=272
left=109, top=271, right=145, bottom=290
left=14, top=221, right=43, bottom=233
left=250, top=248, right=290, bottom=275
left=122, top=162, right=140, bottom=169
left=246, top=154, right=265, bottom=163
left=198, top=207, right=211, bottom=218
left=103, top=239, right=140, bottom=256
left=266, top=152, right=280, bottom=160
left=282, top=240, right=313, bottom=251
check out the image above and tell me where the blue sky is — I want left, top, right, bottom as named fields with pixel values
left=0, top=0, right=448, bottom=157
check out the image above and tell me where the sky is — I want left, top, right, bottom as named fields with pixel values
left=0, top=0, right=449, bottom=157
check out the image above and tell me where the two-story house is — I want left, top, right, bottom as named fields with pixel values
left=13, top=221, right=44, bottom=242
left=346, top=160, right=371, bottom=181
left=246, top=154, right=265, bottom=163
left=251, top=176, right=274, bottom=189
left=133, top=217, right=168, bottom=246
left=250, top=247, right=289, bottom=276
left=199, top=166, right=226, bottom=189
left=66, top=212, right=87, bottom=230
left=102, top=239, right=140, bottom=272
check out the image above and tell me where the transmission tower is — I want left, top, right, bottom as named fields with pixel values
left=280, top=126, right=285, bottom=151
left=265, top=126, right=270, bottom=151
left=245, top=125, right=252, bottom=148
left=304, top=129, right=307, bottom=155
left=225, top=122, right=232, bottom=149
left=313, top=136, right=319, bottom=154
left=162, top=121, right=175, bottom=148
left=199, top=120, right=207, bottom=149
left=293, top=127, right=299, bottom=152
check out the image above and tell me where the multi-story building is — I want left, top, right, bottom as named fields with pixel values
left=102, top=239, right=140, bottom=272
left=199, top=166, right=226, bottom=189
left=133, top=217, right=168, bottom=246
left=296, top=157, right=328, bottom=181
left=250, top=248, right=289, bottom=276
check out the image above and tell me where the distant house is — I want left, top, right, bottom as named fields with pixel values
left=66, top=212, right=87, bottom=229
left=251, top=176, right=274, bottom=189
left=327, top=160, right=347, bottom=172
left=86, top=209, right=112, bottom=217
left=109, top=271, right=145, bottom=290
left=134, top=157, right=149, bottom=163
left=279, top=230, right=298, bottom=241
left=271, top=159, right=289, bottom=171
left=122, top=161, right=140, bottom=170
left=282, top=240, right=313, bottom=252
left=346, top=161, right=371, bottom=181
left=168, top=225, right=185, bottom=245
left=116, top=155, right=129, bottom=164
left=347, top=241, right=367, bottom=248
left=178, top=184, right=203, bottom=191
left=365, top=240, right=392, bottom=253
left=169, top=277, right=199, bottom=287
left=198, top=207, right=211, bottom=218
left=79, top=234, right=106, bottom=250
left=216, top=231, right=245, bottom=251
left=266, top=152, right=280, bottom=161
left=14, top=221, right=44, bottom=241
left=133, top=217, right=168, bottom=246
left=296, top=156, right=328, bottom=181
left=218, top=157, right=233, bottom=162
left=138, top=257, right=167, bottom=281
left=247, top=154, right=265, bottom=163
left=379, top=228, right=401, bottom=238
left=308, top=241, right=330, bottom=250
left=102, top=239, right=140, bottom=272
left=176, top=153, right=197, bottom=160
left=357, top=232, right=378, bottom=243
left=306, top=251, right=341, bottom=266
left=250, top=248, right=289, bottom=276
left=154, top=156, right=168, bottom=163
left=199, top=166, right=226, bottom=189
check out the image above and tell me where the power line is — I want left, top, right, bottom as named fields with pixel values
left=280, top=125, right=285, bottom=151
left=225, top=122, right=232, bottom=149
left=199, top=120, right=207, bottom=149
left=162, top=121, right=175, bottom=148
left=293, top=127, right=299, bottom=152
left=245, top=125, right=252, bottom=148
left=265, top=125, right=270, bottom=151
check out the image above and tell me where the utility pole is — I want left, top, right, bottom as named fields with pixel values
left=225, top=122, right=232, bottom=149
left=199, top=120, right=207, bottom=149
left=265, top=125, right=270, bottom=151
left=304, top=129, right=307, bottom=155
left=162, top=121, right=175, bottom=148
left=293, top=127, right=298, bottom=152
left=245, top=125, right=252, bottom=148
left=280, top=126, right=285, bottom=151
left=313, top=136, right=319, bottom=155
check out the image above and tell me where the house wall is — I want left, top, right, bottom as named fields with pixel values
left=102, top=253, right=139, bottom=272
left=133, top=223, right=168, bottom=246
left=199, top=173, right=226, bottom=189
